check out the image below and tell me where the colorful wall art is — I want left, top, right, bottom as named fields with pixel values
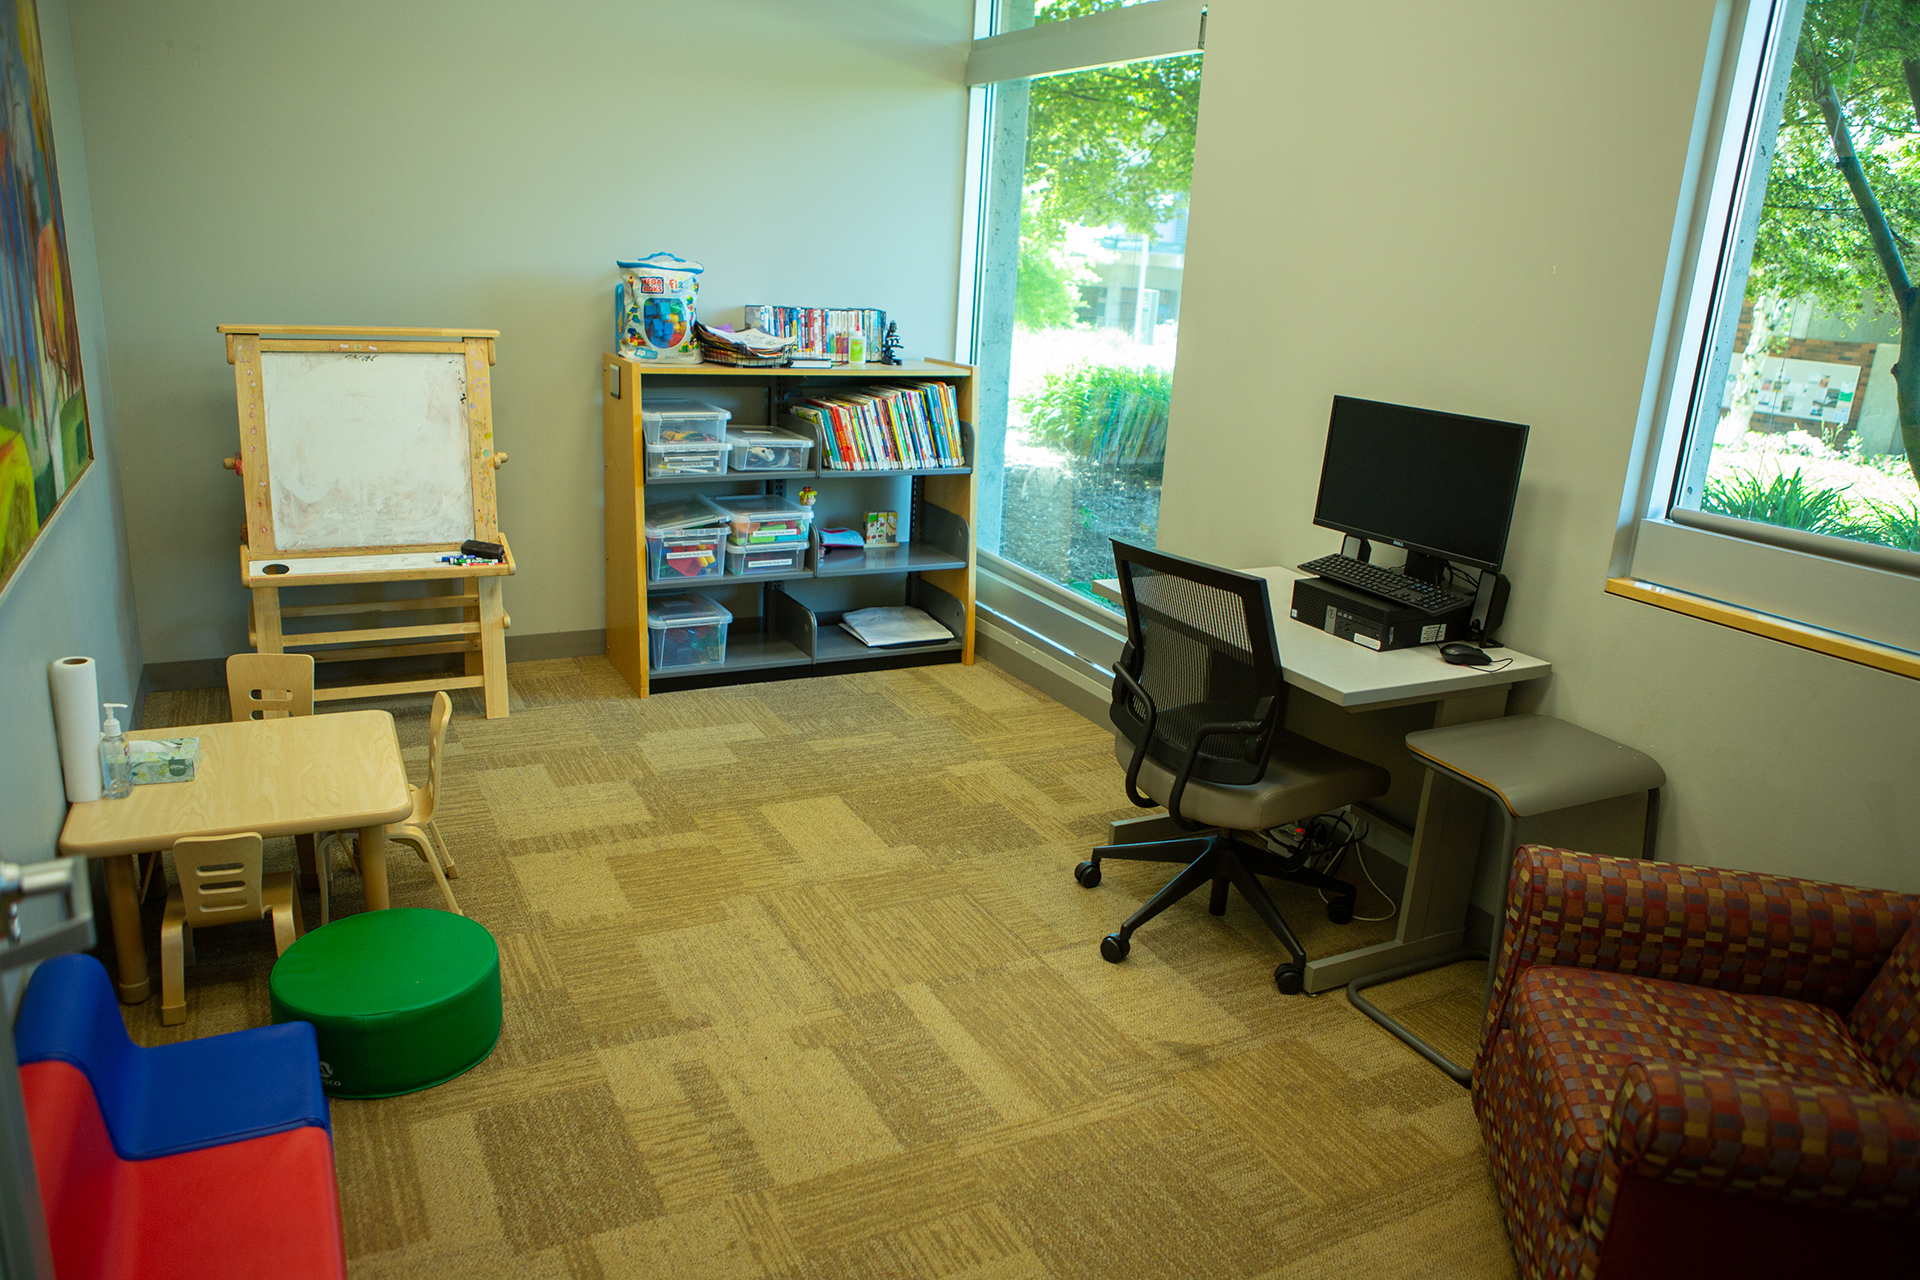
left=0, top=0, right=89, bottom=595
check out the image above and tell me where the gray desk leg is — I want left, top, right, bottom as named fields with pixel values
left=1303, top=688, right=1507, bottom=994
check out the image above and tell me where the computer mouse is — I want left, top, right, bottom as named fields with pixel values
left=1438, top=642, right=1492, bottom=666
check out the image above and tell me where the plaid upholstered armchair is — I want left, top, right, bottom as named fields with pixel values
left=1473, top=846, right=1920, bottom=1279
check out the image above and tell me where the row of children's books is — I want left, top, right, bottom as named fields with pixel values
left=743, top=305, right=886, bottom=362
left=787, top=382, right=965, bottom=471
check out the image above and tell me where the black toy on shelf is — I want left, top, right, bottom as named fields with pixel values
left=878, top=322, right=902, bottom=366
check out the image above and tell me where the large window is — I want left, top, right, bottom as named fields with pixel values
left=1622, top=0, right=1920, bottom=663
left=962, top=1, right=1203, bottom=618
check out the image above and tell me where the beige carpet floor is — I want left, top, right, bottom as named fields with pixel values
left=122, top=656, right=1518, bottom=1279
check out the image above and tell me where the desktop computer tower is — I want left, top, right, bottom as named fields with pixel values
left=1289, top=577, right=1471, bottom=652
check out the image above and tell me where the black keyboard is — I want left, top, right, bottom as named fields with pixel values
left=1297, top=554, right=1470, bottom=615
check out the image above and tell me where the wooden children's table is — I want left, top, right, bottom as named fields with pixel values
left=58, top=711, right=412, bottom=1004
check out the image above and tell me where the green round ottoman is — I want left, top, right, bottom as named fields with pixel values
left=269, top=909, right=501, bottom=1099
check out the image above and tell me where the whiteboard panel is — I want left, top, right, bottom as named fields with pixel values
left=261, top=352, right=475, bottom=550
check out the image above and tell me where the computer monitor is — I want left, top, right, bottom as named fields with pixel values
left=1311, top=396, right=1529, bottom=573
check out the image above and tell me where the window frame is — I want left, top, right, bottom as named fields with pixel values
left=953, top=0, right=1204, bottom=688
left=1615, top=0, right=1920, bottom=675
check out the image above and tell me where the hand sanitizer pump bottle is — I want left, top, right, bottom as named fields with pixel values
left=99, top=703, right=131, bottom=800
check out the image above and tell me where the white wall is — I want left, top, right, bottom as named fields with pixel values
left=0, top=0, right=141, bottom=864
left=66, top=0, right=973, bottom=666
left=1162, top=0, right=1920, bottom=893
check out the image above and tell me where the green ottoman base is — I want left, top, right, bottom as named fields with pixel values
left=270, top=909, right=501, bottom=1099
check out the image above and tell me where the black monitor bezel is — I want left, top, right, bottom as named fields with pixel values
left=1310, top=396, right=1529, bottom=573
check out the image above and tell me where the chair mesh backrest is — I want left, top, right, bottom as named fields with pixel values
left=1111, top=541, right=1283, bottom=786
left=171, top=833, right=265, bottom=929
left=226, top=653, right=315, bottom=721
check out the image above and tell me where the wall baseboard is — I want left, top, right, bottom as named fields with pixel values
left=143, top=629, right=610, bottom=695
left=143, top=657, right=224, bottom=693
left=506, top=629, right=606, bottom=661
left=975, top=615, right=1112, bottom=727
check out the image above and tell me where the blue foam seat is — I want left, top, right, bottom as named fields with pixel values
left=14, top=954, right=330, bottom=1160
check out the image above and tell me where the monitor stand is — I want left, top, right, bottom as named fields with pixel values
left=1341, top=535, right=1371, bottom=562
left=1402, top=549, right=1449, bottom=586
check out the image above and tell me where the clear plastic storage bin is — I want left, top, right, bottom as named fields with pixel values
left=643, top=495, right=728, bottom=581
left=726, top=542, right=808, bottom=576
left=645, top=439, right=730, bottom=478
left=640, top=397, right=731, bottom=445
left=646, top=526, right=726, bottom=581
left=711, top=494, right=815, bottom=546
left=647, top=593, right=732, bottom=670
left=726, top=426, right=814, bottom=472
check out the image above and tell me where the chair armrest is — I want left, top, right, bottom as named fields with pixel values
left=1476, top=847, right=1914, bottom=1078
left=1591, top=1060, right=1920, bottom=1236
left=1166, top=718, right=1268, bottom=828
left=1110, top=663, right=1162, bottom=812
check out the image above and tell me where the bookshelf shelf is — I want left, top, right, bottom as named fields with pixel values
left=645, top=465, right=969, bottom=484
left=819, top=465, right=973, bottom=479
left=646, top=468, right=816, bottom=486
left=602, top=354, right=977, bottom=697
left=815, top=544, right=968, bottom=578
left=650, top=629, right=812, bottom=681
left=812, top=627, right=963, bottom=664
left=645, top=566, right=812, bottom=592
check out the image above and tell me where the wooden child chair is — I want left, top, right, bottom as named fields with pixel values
left=318, top=691, right=461, bottom=924
left=225, top=652, right=316, bottom=720
left=219, top=650, right=331, bottom=905
left=161, top=832, right=302, bottom=1026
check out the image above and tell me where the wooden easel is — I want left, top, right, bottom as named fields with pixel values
left=221, top=325, right=516, bottom=718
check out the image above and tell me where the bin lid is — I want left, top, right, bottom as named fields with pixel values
left=644, top=520, right=728, bottom=539
left=726, top=426, right=810, bottom=446
left=640, top=397, right=730, bottom=422
left=643, top=494, right=728, bottom=531
left=646, top=593, right=732, bottom=629
left=711, top=493, right=811, bottom=520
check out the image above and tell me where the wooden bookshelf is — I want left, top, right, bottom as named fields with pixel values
left=601, top=355, right=977, bottom=696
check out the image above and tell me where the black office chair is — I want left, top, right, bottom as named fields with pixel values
left=1078, top=542, right=1390, bottom=993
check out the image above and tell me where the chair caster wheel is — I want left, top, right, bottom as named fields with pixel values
left=1274, top=964, right=1305, bottom=995
left=1075, top=860, right=1102, bottom=888
left=1327, top=899, right=1353, bottom=925
left=1100, top=933, right=1130, bottom=963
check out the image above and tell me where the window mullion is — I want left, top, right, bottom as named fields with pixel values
left=1670, top=0, right=1804, bottom=517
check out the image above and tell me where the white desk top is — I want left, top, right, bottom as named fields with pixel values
left=1094, top=566, right=1550, bottom=710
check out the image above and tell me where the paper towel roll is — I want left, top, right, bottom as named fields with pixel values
left=48, top=656, right=102, bottom=803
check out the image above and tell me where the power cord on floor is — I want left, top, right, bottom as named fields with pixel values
left=1264, top=810, right=1396, bottom=922
left=1336, top=842, right=1398, bottom=922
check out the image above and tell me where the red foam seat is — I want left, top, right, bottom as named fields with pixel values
left=22, top=1060, right=347, bottom=1280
